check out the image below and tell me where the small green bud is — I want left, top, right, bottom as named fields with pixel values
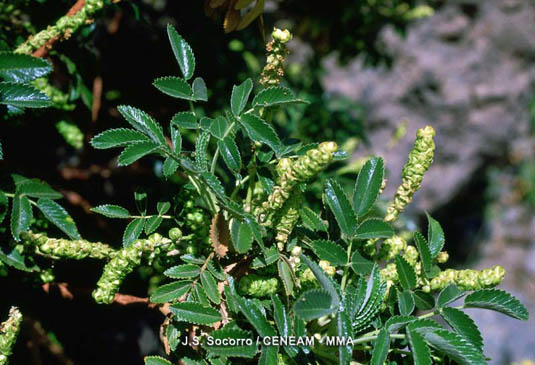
left=291, top=246, right=302, bottom=257
left=169, top=227, right=183, bottom=241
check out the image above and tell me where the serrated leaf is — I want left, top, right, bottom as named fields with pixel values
left=165, top=264, right=201, bottom=279
left=0, top=247, right=38, bottom=272
left=91, top=128, right=150, bottom=149
left=203, top=327, right=257, bottom=358
left=36, top=198, right=80, bottom=240
left=171, top=126, right=182, bottom=153
left=300, top=207, right=328, bottom=232
left=230, top=219, right=253, bottom=253
left=355, top=218, right=393, bottom=239
left=0, top=52, right=52, bottom=82
left=353, top=157, right=384, bottom=217
left=252, top=86, right=303, bottom=108
left=437, top=284, right=464, bottom=308
left=163, top=157, right=179, bottom=177
left=151, top=280, right=192, bottom=303
left=17, top=180, right=62, bottom=199
left=10, top=193, right=32, bottom=240
left=277, top=258, right=295, bottom=296
left=310, top=239, right=347, bottom=266
left=169, top=302, right=221, bottom=325
left=195, top=131, right=211, bottom=171
left=117, top=105, right=166, bottom=145
left=201, top=271, right=221, bottom=304
left=414, top=290, right=435, bottom=310
left=193, top=282, right=210, bottom=306
left=157, top=201, right=170, bottom=215
left=192, top=77, right=207, bottom=101
left=144, top=356, right=172, bottom=365
left=144, top=215, right=162, bottom=234
left=414, top=232, right=433, bottom=278
left=201, top=172, right=227, bottom=201
left=371, top=328, right=390, bottom=365
left=231, top=78, right=253, bottom=116
left=385, top=315, right=417, bottom=333
left=337, top=310, right=353, bottom=364
left=171, top=111, right=198, bottom=129
left=118, top=141, right=159, bottom=166
left=395, top=255, right=417, bottom=290
left=421, top=329, right=487, bottom=365
left=464, top=289, right=529, bottom=320
left=350, top=250, right=374, bottom=276
left=426, top=213, right=445, bottom=258
left=0, top=82, right=51, bottom=108
left=91, top=204, right=130, bottom=218
left=239, top=113, right=281, bottom=154
left=440, top=307, right=483, bottom=350
left=258, top=345, right=278, bottom=365
left=300, top=254, right=340, bottom=306
left=324, top=179, right=357, bottom=238
left=406, top=327, right=432, bottom=365
left=218, top=137, right=241, bottom=173
left=209, top=116, right=228, bottom=139
left=167, top=24, right=195, bottom=80
left=210, top=212, right=230, bottom=258
left=235, top=296, right=277, bottom=336
left=153, top=76, right=193, bottom=99
left=272, top=295, right=290, bottom=336
left=294, top=289, right=336, bottom=321
left=251, top=246, right=279, bottom=268
left=398, top=290, right=415, bottom=315
left=122, top=218, right=144, bottom=247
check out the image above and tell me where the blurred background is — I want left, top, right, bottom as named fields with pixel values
left=0, top=0, right=534, bottom=363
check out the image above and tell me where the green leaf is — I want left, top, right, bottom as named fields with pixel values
left=0, top=191, right=7, bottom=225
left=437, top=284, right=464, bottom=308
left=231, top=78, right=253, bottom=116
left=163, top=157, right=179, bottom=177
left=421, top=329, right=486, bottom=365
left=272, top=295, right=290, bottom=336
left=355, top=218, right=393, bottom=239
left=170, top=125, right=182, bottom=153
left=118, top=141, right=159, bottom=166
left=144, top=356, right=172, bottom=365
left=350, top=250, right=374, bottom=276
left=310, top=239, right=347, bottom=266
left=167, top=24, right=195, bottom=80
left=414, top=232, right=433, bottom=278
left=193, top=282, right=210, bottom=306
left=230, top=219, right=253, bottom=253
left=277, top=258, right=295, bottom=296
left=353, top=157, right=384, bottom=217
left=200, top=172, right=227, bottom=201
left=209, top=116, right=228, bottom=139
left=36, top=198, right=80, bottom=240
left=117, top=105, right=166, bottom=145
left=91, top=128, right=150, bottom=149
left=153, top=76, right=193, bottom=100
left=440, top=307, right=483, bottom=350
left=195, top=131, right=211, bottom=171
left=324, top=179, right=357, bottom=238
left=252, top=86, right=303, bottom=108
left=294, top=289, right=336, bottom=321
left=17, top=180, right=62, bottom=199
left=385, top=315, right=417, bottom=333
left=426, top=213, right=445, bottom=258
left=299, top=207, right=328, bottom=232
left=300, top=254, right=340, bottom=306
left=0, top=82, right=51, bottom=108
left=150, top=280, right=192, bottom=303
left=164, top=264, right=201, bottom=279
left=464, top=289, right=529, bottom=321
left=337, top=310, right=353, bottom=364
left=0, top=247, right=38, bottom=272
left=406, top=327, right=432, bottom=365
left=10, top=193, right=32, bottom=240
left=414, top=290, right=435, bottom=310
left=203, top=327, right=257, bottom=358
left=235, top=296, right=277, bottom=337
left=192, top=77, right=207, bottom=101
left=239, top=113, right=281, bottom=154
left=171, top=111, right=198, bottom=129
left=0, top=52, right=52, bottom=82
left=144, top=215, right=163, bottom=234
left=371, top=328, right=390, bottom=365
left=135, top=189, right=148, bottom=215
left=201, top=271, right=221, bottom=305
left=395, top=255, right=417, bottom=290
left=169, top=302, right=221, bottom=325
left=398, top=290, right=415, bottom=315
left=258, top=346, right=278, bottom=365
left=91, top=204, right=130, bottom=218
left=218, top=137, right=241, bottom=173
left=122, top=218, right=144, bottom=247
left=157, top=201, right=171, bottom=215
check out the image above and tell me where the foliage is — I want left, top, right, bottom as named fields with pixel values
left=0, top=26, right=529, bottom=364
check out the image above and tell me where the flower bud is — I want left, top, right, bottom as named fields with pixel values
left=168, top=227, right=183, bottom=241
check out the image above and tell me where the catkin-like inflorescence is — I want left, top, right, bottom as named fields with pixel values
left=260, top=28, right=292, bottom=87
left=385, top=126, right=435, bottom=222
left=0, top=307, right=22, bottom=365
left=55, top=121, right=83, bottom=148
left=378, top=235, right=408, bottom=261
left=238, top=274, right=279, bottom=298
left=274, top=192, right=302, bottom=251
left=260, top=142, right=337, bottom=222
left=92, top=234, right=175, bottom=304
left=20, top=231, right=116, bottom=260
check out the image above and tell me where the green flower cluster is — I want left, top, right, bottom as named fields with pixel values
left=20, top=231, right=116, bottom=260
left=377, top=235, right=407, bottom=261
left=385, top=126, right=435, bottom=223
left=92, top=233, right=176, bottom=304
left=260, top=28, right=292, bottom=88
left=56, top=121, right=84, bottom=149
left=15, top=0, right=109, bottom=55
left=175, top=189, right=210, bottom=255
left=32, top=78, right=74, bottom=111
left=260, top=142, right=338, bottom=222
left=274, top=192, right=302, bottom=251
left=0, top=307, right=22, bottom=365
left=297, top=261, right=336, bottom=291
left=238, top=274, right=279, bottom=298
